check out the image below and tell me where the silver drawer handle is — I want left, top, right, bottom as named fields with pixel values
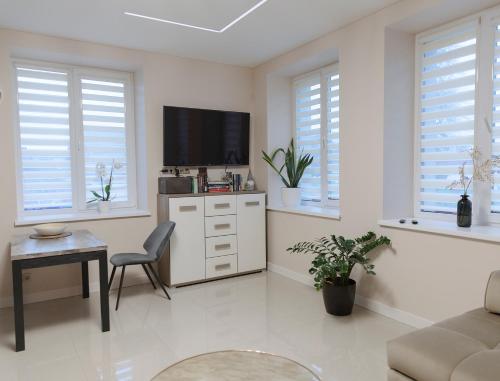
left=214, top=223, right=230, bottom=230
left=245, top=201, right=260, bottom=206
left=179, top=205, right=197, bottom=212
left=214, top=203, right=230, bottom=209
left=215, top=263, right=231, bottom=271
left=215, top=243, right=231, bottom=250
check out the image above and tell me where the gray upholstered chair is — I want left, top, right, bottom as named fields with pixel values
left=108, top=221, right=175, bottom=310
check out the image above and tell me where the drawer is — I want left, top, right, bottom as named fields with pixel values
left=206, top=255, right=237, bottom=279
left=205, top=215, right=236, bottom=237
left=206, top=235, right=237, bottom=258
left=169, top=196, right=204, bottom=215
left=205, top=195, right=236, bottom=216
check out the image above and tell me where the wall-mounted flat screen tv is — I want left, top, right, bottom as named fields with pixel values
left=163, top=106, right=250, bottom=166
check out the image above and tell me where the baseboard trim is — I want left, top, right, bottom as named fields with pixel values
left=267, top=261, right=433, bottom=329
left=0, top=275, right=150, bottom=309
left=267, top=262, right=313, bottom=286
left=354, top=294, right=433, bottom=329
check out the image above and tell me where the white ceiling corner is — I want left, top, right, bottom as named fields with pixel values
left=0, top=0, right=401, bottom=67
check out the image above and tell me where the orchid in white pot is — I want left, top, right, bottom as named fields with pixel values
left=87, top=160, right=123, bottom=213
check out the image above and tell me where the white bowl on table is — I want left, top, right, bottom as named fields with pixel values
left=33, top=223, right=67, bottom=236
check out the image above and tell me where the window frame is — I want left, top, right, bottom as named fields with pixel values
left=292, top=63, right=340, bottom=209
left=12, top=58, right=138, bottom=221
left=413, top=10, right=500, bottom=223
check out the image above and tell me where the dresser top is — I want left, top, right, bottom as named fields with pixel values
left=160, top=190, right=266, bottom=198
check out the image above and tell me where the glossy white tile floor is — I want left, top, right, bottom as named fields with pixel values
left=0, top=271, right=413, bottom=381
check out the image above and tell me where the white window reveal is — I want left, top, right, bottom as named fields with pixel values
left=294, top=63, right=340, bottom=207
left=14, top=60, right=138, bottom=221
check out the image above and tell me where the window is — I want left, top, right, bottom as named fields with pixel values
left=414, top=12, right=500, bottom=223
left=416, top=21, right=477, bottom=215
left=491, top=22, right=500, bottom=213
left=14, top=60, right=137, bottom=220
left=293, top=64, right=340, bottom=207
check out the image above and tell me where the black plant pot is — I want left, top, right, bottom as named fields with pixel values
left=322, top=278, right=356, bottom=316
left=457, top=194, right=472, bottom=228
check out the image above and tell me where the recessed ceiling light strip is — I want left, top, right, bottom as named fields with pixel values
left=124, top=0, right=269, bottom=33
left=219, top=0, right=268, bottom=32
left=123, top=12, right=220, bottom=33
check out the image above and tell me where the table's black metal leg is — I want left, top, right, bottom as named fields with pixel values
left=98, top=252, right=110, bottom=332
left=12, top=261, right=25, bottom=351
left=82, top=261, right=89, bottom=299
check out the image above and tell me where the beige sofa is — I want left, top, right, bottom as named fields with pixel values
left=387, top=271, right=500, bottom=381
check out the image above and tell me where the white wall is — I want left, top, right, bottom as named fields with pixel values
left=254, top=0, right=500, bottom=323
left=0, top=28, right=252, bottom=305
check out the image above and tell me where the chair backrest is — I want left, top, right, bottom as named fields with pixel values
left=143, top=221, right=176, bottom=261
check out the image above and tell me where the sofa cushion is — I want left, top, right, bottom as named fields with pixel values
left=451, top=350, right=500, bottom=381
left=435, top=308, right=500, bottom=348
left=387, top=326, right=488, bottom=381
left=485, top=271, right=500, bottom=314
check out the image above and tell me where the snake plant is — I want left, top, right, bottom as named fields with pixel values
left=262, top=139, right=313, bottom=188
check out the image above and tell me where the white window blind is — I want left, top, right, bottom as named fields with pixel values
left=416, top=22, right=477, bottom=214
left=294, top=73, right=322, bottom=202
left=327, top=70, right=340, bottom=200
left=80, top=77, right=129, bottom=203
left=14, top=60, right=137, bottom=219
left=294, top=64, right=340, bottom=206
left=15, top=66, right=73, bottom=211
left=491, top=23, right=500, bottom=213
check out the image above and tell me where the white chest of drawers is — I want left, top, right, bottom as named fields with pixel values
left=158, top=192, right=266, bottom=287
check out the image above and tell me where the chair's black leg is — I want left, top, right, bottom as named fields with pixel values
left=115, top=266, right=126, bottom=311
left=108, top=266, right=116, bottom=292
left=147, top=263, right=170, bottom=300
left=142, top=264, right=157, bottom=290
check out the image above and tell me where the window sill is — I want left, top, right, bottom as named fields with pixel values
left=378, top=218, right=500, bottom=244
left=15, top=209, right=151, bottom=227
left=266, top=204, right=340, bottom=220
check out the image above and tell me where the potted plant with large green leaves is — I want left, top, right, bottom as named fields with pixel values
left=288, top=232, right=391, bottom=316
left=262, top=139, right=313, bottom=207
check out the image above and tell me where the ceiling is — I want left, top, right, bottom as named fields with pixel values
left=0, top=0, right=400, bottom=67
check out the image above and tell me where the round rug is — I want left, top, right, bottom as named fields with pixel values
left=152, top=350, right=321, bottom=381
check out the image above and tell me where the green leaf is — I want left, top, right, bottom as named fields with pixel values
left=104, top=184, right=111, bottom=201
left=262, top=139, right=313, bottom=188
left=91, top=190, right=103, bottom=200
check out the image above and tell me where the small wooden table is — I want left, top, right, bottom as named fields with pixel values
left=10, top=229, right=110, bottom=352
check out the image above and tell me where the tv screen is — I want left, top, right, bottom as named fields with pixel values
left=163, top=106, right=250, bottom=166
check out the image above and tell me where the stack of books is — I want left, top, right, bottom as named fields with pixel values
left=207, top=181, right=231, bottom=193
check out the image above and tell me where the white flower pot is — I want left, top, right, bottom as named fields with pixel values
left=97, top=200, right=111, bottom=213
left=281, top=188, right=301, bottom=208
